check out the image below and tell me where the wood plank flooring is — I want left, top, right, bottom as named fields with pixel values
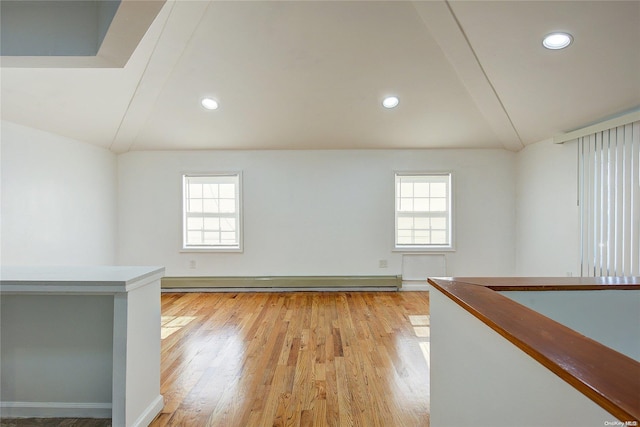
left=0, top=291, right=430, bottom=427
left=152, top=291, right=430, bottom=427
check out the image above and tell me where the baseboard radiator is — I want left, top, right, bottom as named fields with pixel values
left=162, top=275, right=402, bottom=289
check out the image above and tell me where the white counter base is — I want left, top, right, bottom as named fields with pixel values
left=0, top=266, right=165, bottom=427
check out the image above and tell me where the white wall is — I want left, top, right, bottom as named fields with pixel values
left=1, top=121, right=117, bottom=266
left=429, top=286, right=619, bottom=427
left=117, top=149, right=516, bottom=277
left=2, top=120, right=583, bottom=278
left=515, top=138, right=580, bottom=276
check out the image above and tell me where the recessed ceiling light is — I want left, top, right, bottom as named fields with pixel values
left=382, top=96, right=399, bottom=109
left=201, top=97, right=219, bottom=110
left=542, top=32, right=573, bottom=50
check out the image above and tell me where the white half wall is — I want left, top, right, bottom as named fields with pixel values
left=1, top=121, right=117, bottom=266
left=117, top=149, right=516, bottom=277
left=515, top=138, right=580, bottom=276
left=429, top=286, right=618, bottom=427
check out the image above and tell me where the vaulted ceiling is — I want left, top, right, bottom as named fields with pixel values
left=1, top=0, right=639, bottom=153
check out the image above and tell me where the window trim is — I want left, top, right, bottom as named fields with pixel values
left=181, top=172, right=243, bottom=253
left=393, top=171, right=455, bottom=252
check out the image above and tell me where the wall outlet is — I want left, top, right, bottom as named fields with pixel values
left=189, top=260, right=196, bottom=269
left=379, top=259, right=388, bottom=268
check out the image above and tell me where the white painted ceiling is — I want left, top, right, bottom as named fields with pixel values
left=1, top=0, right=639, bottom=153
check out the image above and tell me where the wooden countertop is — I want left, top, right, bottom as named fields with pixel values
left=428, top=277, right=640, bottom=423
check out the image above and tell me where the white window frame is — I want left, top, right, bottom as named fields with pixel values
left=182, top=173, right=243, bottom=252
left=394, top=172, right=454, bottom=251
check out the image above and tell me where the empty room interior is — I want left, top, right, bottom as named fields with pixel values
left=1, top=1, right=639, bottom=426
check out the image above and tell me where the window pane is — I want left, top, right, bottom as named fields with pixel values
left=202, top=199, right=219, bottom=213
left=202, top=184, right=218, bottom=198
left=220, top=218, right=236, bottom=231
left=221, top=231, right=236, bottom=243
left=414, top=198, right=429, bottom=211
left=189, top=200, right=203, bottom=213
left=219, top=199, right=235, bottom=213
left=189, top=183, right=202, bottom=198
left=414, top=182, right=429, bottom=197
left=400, top=182, right=413, bottom=197
left=219, top=184, right=235, bottom=198
left=430, top=198, right=447, bottom=212
left=187, top=231, right=202, bottom=245
left=431, top=231, right=447, bottom=244
left=414, top=230, right=429, bottom=244
left=204, top=217, right=220, bottom=230
left=399, top=198, right=413, bottom=211
left=397, top=230, right=412, bottom=245
left=430, top=217, right=447, bottom=230
left=398, top=217, right=413, bottom=230
left=414, top=217, right=429, bottom=230
left=187, top=217, right=203, bottom=230
left=430, top=183, right=447, bottom=197
left=203, top=231, right=220, bottom=244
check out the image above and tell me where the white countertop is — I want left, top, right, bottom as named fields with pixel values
left=0, top=266, right=165, bottom=293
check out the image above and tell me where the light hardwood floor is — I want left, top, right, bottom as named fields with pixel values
left=0, top=291, right=430, bottom=427
left=152, top=291, right=430, bottom=427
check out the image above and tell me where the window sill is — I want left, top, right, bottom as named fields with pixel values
left=393, top=246, right=455, bottom=252
left=180, top=247, right=243, bottom=253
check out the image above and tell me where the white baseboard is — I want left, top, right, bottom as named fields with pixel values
left=401, top=280, right=430, bottom=291
left=0, top=401, right=111, bottom=419
left=131, top=395, right=164, bottom=427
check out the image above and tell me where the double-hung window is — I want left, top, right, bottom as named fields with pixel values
left=395, top=173, right=453, bottom=250
left=183, top=173, right=242, bottom=251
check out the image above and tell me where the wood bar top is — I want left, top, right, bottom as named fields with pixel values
left=436, top=276, right=640, bottom=291
left=428, top=277, right=640, bottom=423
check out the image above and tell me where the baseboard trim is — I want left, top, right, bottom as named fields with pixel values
left=400, top=280, right=430, bottom=291
left=130, top=395, right=164, bottom=427
left=0, top=401, right=111, bottom=419
left=162, top=275, right=402, bottom=289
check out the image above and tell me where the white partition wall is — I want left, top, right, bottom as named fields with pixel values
left=429, top=287, right=618, bottom=427
left=0, top=266, right=165, bottom=427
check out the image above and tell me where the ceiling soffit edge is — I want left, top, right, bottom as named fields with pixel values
left=0, top=0, right=166, bottom=69
left=411, top=1, right=524, bottom=152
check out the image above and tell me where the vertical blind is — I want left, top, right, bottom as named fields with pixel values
left=578, top=120, right=639, bottom=276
